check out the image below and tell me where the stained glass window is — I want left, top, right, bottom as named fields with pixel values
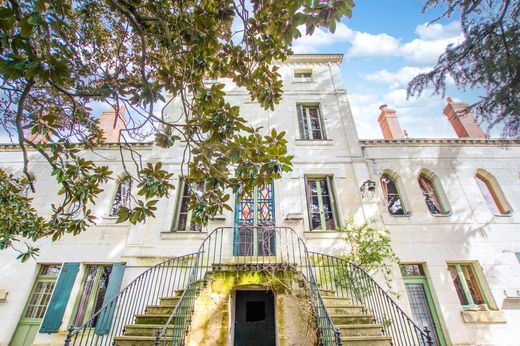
left=175, top=179, right=204, bottom=232
left=297, top=104, right=326, bottom=140
left=305, top=177, right=337, bottom=231
left=418, top=174, right=444, bottom=215
left=109, top=176, right=132, bottom=216
left=380, top=174, right=405, bottom=215
left=236, top=184, right=275, bottom=256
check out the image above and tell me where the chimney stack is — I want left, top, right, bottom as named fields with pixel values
left=99, top=107, right=126, bottom=143
left=443, top=97, right=486, bottom=139
left=378, top=104, right=404, bottom=139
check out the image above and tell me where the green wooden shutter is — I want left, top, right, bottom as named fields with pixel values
left=95, top=262, right=126, bottom=335
left=40, top=262, right=80, bottom=333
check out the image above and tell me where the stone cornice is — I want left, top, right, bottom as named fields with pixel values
left=284, top=54, right=343, bottom=64
left=0, top=141, right=154, bottom=151
left=359, top=138, right=520, bottom=146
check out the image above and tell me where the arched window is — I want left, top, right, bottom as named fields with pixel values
left=475, top=171, right=512, bottom=215
left=109, top=176, right=132, bottom=216
left=418, top=173, right=449, bottom=215
left=380, top=174, right=405, bottom=215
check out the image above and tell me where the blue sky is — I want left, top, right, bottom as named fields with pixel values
left=292, top=0, right=486, bottom=139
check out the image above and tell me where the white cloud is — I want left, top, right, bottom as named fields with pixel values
left=400, top=35, right=463, bottom=66
left=347, top=32, right=401, bottom=59
left=292, top=23, right=353, bottom=53
left=415, top=21, right=461, bottom=41
left=361, top=66, right=431, bottom=89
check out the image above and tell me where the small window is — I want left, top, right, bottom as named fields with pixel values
left=24, top=264, right=62, bottom=319
left=109, top=176, right=132, bottom=216
left=380, top=174, right=405, bottom=216
left=297, top=104, right=326, bottom=140
left=72, top=265, right=113, bottom=327
left=400, top=264, right=425, bottom=277
left=448, top=263, right=488, bottom=309
left=475, top=171, right=511, bottom=215
left=305, top=177, right=338, bottom=231
left=418, top=173, right=448, bottom=215
left=174, top=179, right=204, bottom=232
left=294, top=69, right=312, bottom=82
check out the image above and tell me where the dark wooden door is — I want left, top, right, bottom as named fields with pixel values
left=234, top=291, right=275, bottom=346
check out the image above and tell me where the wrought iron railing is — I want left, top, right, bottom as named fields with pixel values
left=309, top=252, right=434, bottom=346
left=64, top=253, right=200, bottom=346
left=155, top=226, right=341, bottom=345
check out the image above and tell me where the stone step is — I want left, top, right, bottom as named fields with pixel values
left=134, top=313, right=173, bottom=325
left=159, top=296, right=180, bottom=307
left=123, top=324, right=173, bottom=337
left=336, top=324, right=384, bottom=337
left=341, top=335, right=392, bottom=346
left=146, top=304, right=175, bottom=315
left=114, top=335, right=174, bottom=346
left=319, top=288, right=336, bottom=297
left=322, top=296, right=352, bottom=305
left=330, top=314, right=374, bottom=325
left=324, top=304, right=364, bottom=315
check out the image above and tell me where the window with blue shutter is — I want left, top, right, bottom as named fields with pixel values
left=95, top=262, right=126, bottom=335
left=40, top=262, right=80, bottom=333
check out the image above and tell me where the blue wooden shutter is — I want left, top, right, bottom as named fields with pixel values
left=40, top=262, right=80, bottom=333
left=95, top=262, right=126, bottom=335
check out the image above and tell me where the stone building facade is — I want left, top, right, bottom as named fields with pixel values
left=0, top=54, right=519, bottom=346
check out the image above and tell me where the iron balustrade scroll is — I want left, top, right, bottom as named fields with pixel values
left=64, top=253, right=201, bottom=346
left=155, top=226, right=341, bottom=346
left=309, top=252, right=434, bottom=346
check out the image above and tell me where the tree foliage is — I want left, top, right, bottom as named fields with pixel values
left=408, top=0, right=519, bottom=138
left=338, top=219, right=399, bottom=288
left=0, top=0, right=355, bottom=260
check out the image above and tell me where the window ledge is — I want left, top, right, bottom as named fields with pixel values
left=295, top=139, right=333, bottom=146
left=431, top=211, right=452, bottom=217
left=461, top=310, right=506, bottom=323
left=493, top=211, right=513, bottom=217
left=304, top=230, right=342, bottom=240
left=161, top=231, right=207, bottom=240
left=389, top=212, right=412, bottom=218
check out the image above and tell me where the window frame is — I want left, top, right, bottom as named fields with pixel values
left=21, top=264, right=62, bottom=321
left=474, top=171, right=512, bottom=216
left=297, top=103, right=327, bottom=141
left=293, top=69, right=313, bottom=83
left=304, top=176, right=339, bottom=231
left=108, top=176, right=132, bottom=217
left=70, top=264, right=113, bottom=328
left=447, top=263, right=491, bottom=310
left=172, top=178, right=204, bottom=232
left=380, top=173, right=408, bottom=216
left=417, top=172, right=450, bottom=216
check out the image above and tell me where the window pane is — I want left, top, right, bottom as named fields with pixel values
left=448, top=265, right=469, bottom=306
left=110, top=177, right=131, bottom=216
left=307, top=178, right=336, bottom=231
left=460, top=265, right=485, bottom=305
left=381, top=175, right=405, bottom=215
left=73, top=265, right=113, bottom=327
left=418, top=175, right=443, bottom=215
left=299, top=105, right=324, bottom=140
left=400, top=264, right=425, bottom=277
left=40, top=265, right=62, bottom=276
left=475, top=175, right=503, bottom=214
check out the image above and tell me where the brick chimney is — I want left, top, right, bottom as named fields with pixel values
left=99, top=107, right=126, bottom=143
left=377, top=104, right=404, bottom=139
left=443, top=97, right=486, bottom=139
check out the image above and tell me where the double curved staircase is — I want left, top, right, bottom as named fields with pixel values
left=65, top=227, right=433, bottom=346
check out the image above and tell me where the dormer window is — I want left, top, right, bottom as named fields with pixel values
left=293, top=69, right=312, bottom=82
